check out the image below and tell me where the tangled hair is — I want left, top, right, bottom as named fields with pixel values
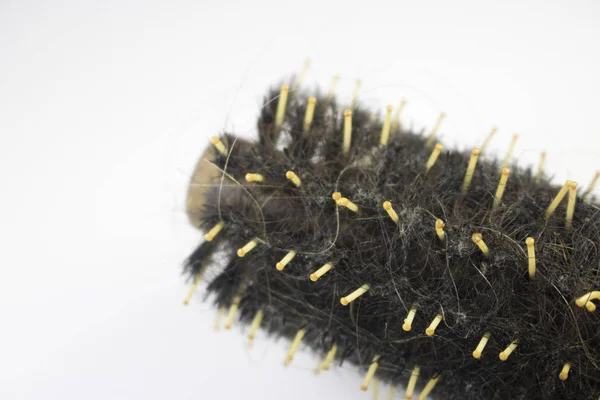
left=183, top=77, right=600, bottom=399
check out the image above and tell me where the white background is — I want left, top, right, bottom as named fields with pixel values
left=1, top=0, right=600, bottom=399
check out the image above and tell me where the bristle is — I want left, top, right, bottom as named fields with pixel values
left=405, top=365, right=420, bottom=400
left=582, top=171, right=600, bottom=202
left=559, top=362, right=571, bottom=381
left=276, top=250, right=296, bottom=271
left=275, top=84, right=289, bottom=130
left=245, top=173, right=264, bottom=183
left=313, top=356, right=322, bottom=375
left=461, top=148, right=481, bottom=194
left=343, top=109, right=352, bottom=155
left=285, top=170, right=302, bottom=187
left=303, top=97, right=317, bottom=134
left=390, top=99, right=407, bottom=133
left=472, top=332, right=491, bottom=359
left=293, top=59, right=311, bottom=90
left=237, top=239, right=258, bottom=257
left=535, top=151, right=547, bottom=184
left=526, top=237, right=536, bottom=279
left=500, top=133, right=519, bottom=170
left=499, top=340, right=518, bottom=361
left=351, top=79, right=361, bottom=109
left=492, top=168, right=510, bottom=210
left=321, top=343, right=337, bottom=371
left=418, top=375, right=440, bottom=400
left=210, top=136, right=228, bottom=156
left=386, top=386, right=396, bottom=400
left=332, top=191, right=342, bottom=203
left=182, top=267, right=206, bottom=306
left=225, top=295, right=241, bottom=330
left=544, top=180, right=572, bottom=220
left=204, top=221, right=224, bottom=242
left=471, top=233, right=489, bottom=256
left=360, top=355, right=380, bottom=391
left=340, top=284, right=370, bottom=306
left=425, top=143, right=443, bottom=173
left=339, top=197, right=359, bottom=213
left=479, top=126, right=497, bottom=153
left=326, top=75, right=340, bottom=104
left=425, top=314, right=443, bottom=336
left=435, top=219, right=445, bottom=242
left=402, top=305, right=417, bottom=332
left=424, top=112, right=446, bottom=148
left=379, top=105, right=393, bottom=147
left=382, top=201, right=400, bottom=224
left=373, top=378, right=380, bottom=400
left=310, top=263, right=333, bottom=282
left=214, top=306, right=224, bottom=331
left=575, top=291, right=600, bottom=312
left=247, top=309, right=264, bottom=345
left=565, top=181, right=577, bottom=230
left=284, top=329, right=305, bottom=366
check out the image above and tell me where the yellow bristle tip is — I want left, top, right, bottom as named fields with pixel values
left=360, top=356, right=380, bottom=391
left=310, top=263, right=333, bottom=282
left=340, top=284, right=370, bottom=306
left=321, top=344, right=337, bottom=371
left=286, top=170, right=302, bottom=187
left=237, top=239, right=258, bottom=258
left=382, top=201, right=399, bottom=224
left=472, top=332, right=491, bottom=359
left=425, top=314, right=443, bottom=336
left=461, top=148, right=481, bottom=194
left=402, top=306, right=417, bottom=332
left=379, top=105, right=394, bottom=147
left=339, top=197, right=359, bottom=212
left=275, top=250, right=296, bottom=271
left=526, top=237, right=536, bottom=279
left=405, top=365, right=420, bottom=400
left=224, top=295, right=241, bottom=330
left=471, top=232, right=489, bottom=256
left=182, top=269, right=205, bottom=306
left=210, top=136, right=228, bottom=156
left=545, top=180, right=573, bottom=220
left=275, top=84, right=290, bottom=129
left=303, top=97, right=317, bottom=134
left=492, top=168, right=510, bottom=210
left=418, top=375, right=440, bottom=400
left=425, top=143, right=444, bottom=173
left=559, top=362, right=571, bottom=381
left=343, top=109, right=353, bottom=155
left=575, top=291, right=600, bottom=311
left=284, top=329, right=305, bottom=366
left=435, top=219, right=446, bottom=241
left=245, top=173, right=264, bottom=183
left=499, top=340, right=518, bottom=361
left=204, top=221, right=224, bottom=242
left=247, top=310, right=264, bottom=343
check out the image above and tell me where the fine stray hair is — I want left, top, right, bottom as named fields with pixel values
left=182, top=72, right=600, bottom=400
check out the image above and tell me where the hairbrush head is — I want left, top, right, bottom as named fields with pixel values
left=182, top=74, right=600, bottom=400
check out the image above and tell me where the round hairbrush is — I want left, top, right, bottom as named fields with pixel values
left=182, top=73, right=600, bottom=400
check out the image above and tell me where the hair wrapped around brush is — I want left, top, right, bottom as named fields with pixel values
left=182, top=78, right=600, bottom=400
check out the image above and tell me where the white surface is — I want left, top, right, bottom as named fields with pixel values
left=1, top=0, right=600, bottom=399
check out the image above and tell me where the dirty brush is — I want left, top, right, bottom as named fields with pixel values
left=181, top=71, right=600, bottom=399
